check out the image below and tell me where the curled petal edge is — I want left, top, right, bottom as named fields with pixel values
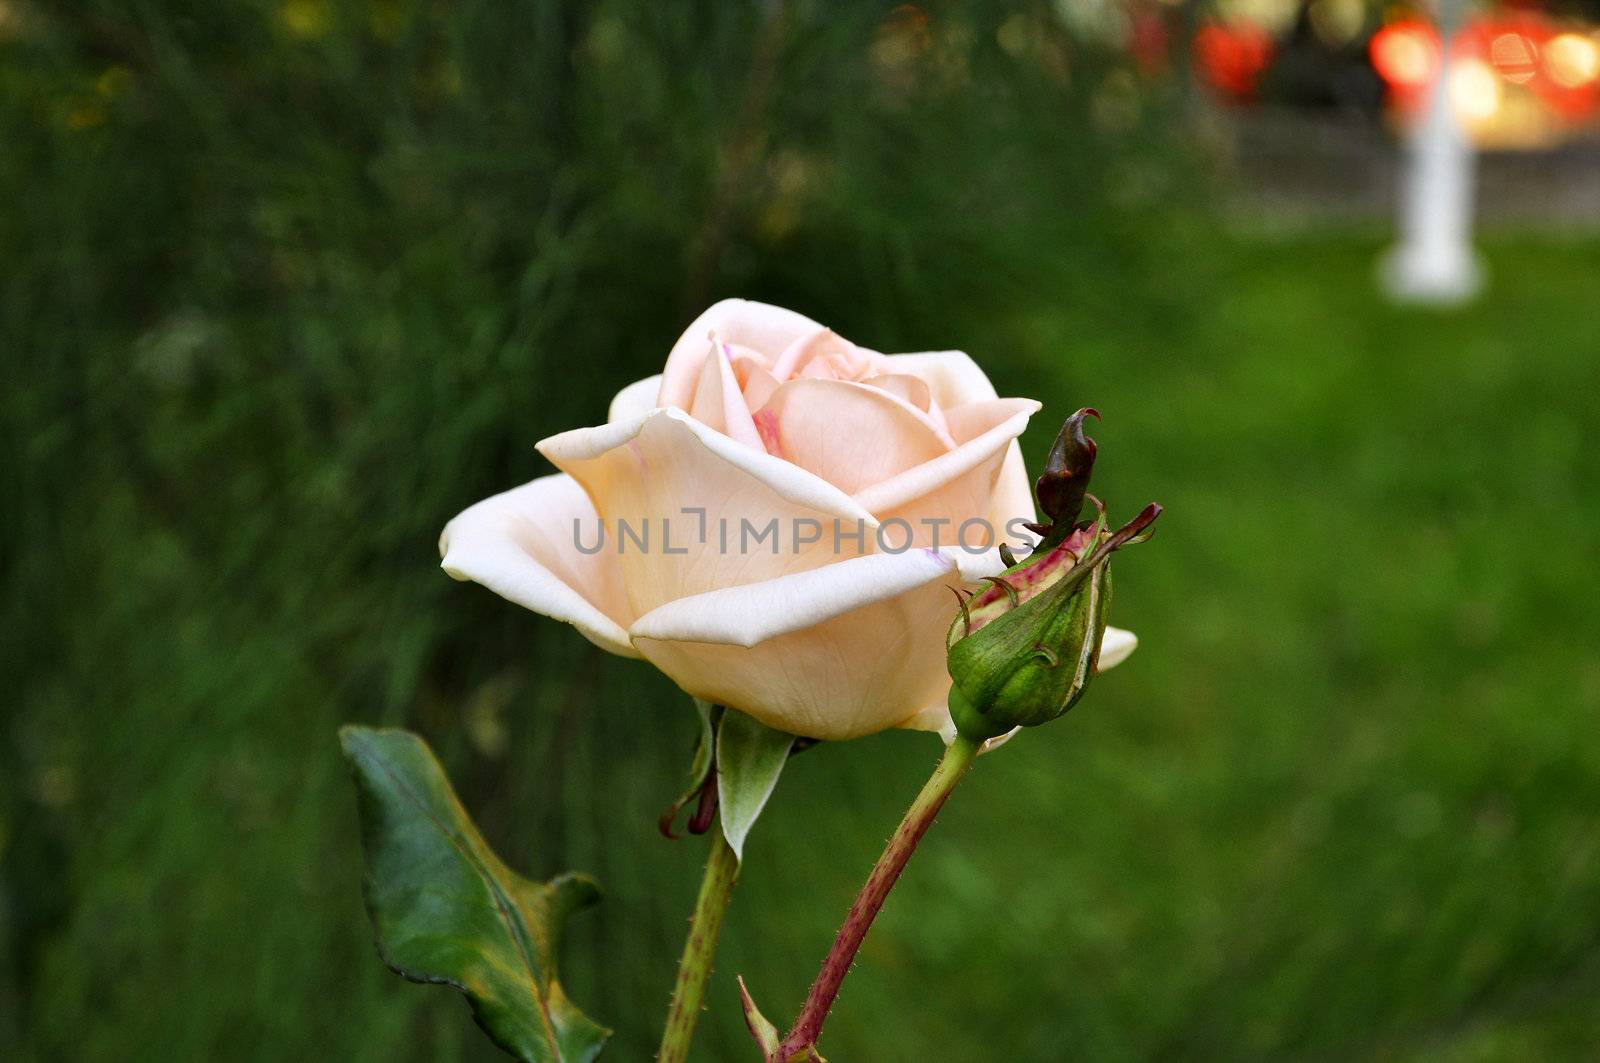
left=439, top=474, right=640, bottom=659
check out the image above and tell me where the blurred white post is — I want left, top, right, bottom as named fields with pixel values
left=1381, top=0, right=1484, bottom=304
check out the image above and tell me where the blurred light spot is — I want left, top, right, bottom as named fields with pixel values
left=758, top=201, right=800, bottom=242
left=583, top=17, right=629, bottom=67
left=0, top=0, right=20, bottom=41
left=369, top=0, right=405, bottom=41
left=872, top=4, right=932, bottom=87
left=279, top=0, right=330, bottom=39
left=1544, top=32, right=1599, bottom=87
left=429, top=58, right=463, bottom=97
left=1488, top=32, right=1538, bottom=84
left=35, top=765, right=77, bottom=809
left=1130, top=9, right=1171, bottom=77
left=996, top=13, right=1030, bottom=57
left=879, top=2, right=930, bottom=48
left=135, top=308, right=214, bottom=387
left=758, top=151, right=812, bottom=242
left=96, top=65, right=133, bottom=99
left=1090, top=68, right=1141, bottom=131
left=464, top=670, right=520, bottom=760
left=1194, top=20, right=1274, bottom=101
left=1370, top=22, right=1438, bottom=89
left=1217, top=0, right=1298, bottom=38
left=769, top=150, right=812, bottom=198
left=1450, top=57, right=1502, bottom=121
left=66, top=104, right=106, bottom=130
left=1308, top=0, right=1365, bottom=47
left=1055, top=0, right=1128, bottom=48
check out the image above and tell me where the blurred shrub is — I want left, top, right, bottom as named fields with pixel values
left=0, top=1, right=1198, bottom=1059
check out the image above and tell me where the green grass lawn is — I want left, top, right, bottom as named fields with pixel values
left=718, top=235, right=1600, bottom=1063
left=4, top=5, right=1599, bottom=1060
left=8, top=233, right=1598, bottom=1062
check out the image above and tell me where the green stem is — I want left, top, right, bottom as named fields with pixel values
left=774, top=735, right=980, bottom=1060
left=658, top=828, right=741, bottom=1063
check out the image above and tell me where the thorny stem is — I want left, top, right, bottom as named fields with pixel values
left=657, top=828, right=741, bottom=1063
left=774, top=735, right=981, bottom=1060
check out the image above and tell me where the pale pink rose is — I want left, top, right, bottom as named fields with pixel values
left=440, top=300, right=1136, bottom=741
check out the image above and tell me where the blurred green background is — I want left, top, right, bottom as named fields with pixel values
left=4, top=1, right=1599, bottom=1060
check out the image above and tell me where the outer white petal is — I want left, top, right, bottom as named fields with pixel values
left=439, top=474, right=639, bottom=658
left=1098, top=626, right=1138, bottom=671
left=629, top=550, right=967, bottom=740
left=991, top=442, right=1036, bottom=539
left=631, top=548, right=952, bottom=647
left=896, top=702, right=964, bottom=739
left=608, top=374, right=662, bottom=424
left=540, top=407, right=875, bottom=523
left=537, top=408, right=879, bottom=616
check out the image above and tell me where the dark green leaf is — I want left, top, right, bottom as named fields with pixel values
left=340, top=726, right=610, bottom=1062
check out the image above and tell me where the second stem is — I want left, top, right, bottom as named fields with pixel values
left=775, top=734, right=980, bottom=1060
left=658, top=827, right=740, bottom=1063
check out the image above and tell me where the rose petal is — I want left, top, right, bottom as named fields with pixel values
left=658, top=300, right=824, bottom=411
left=608, top=374, right=662, bottom=424
left=688, top=347, right=763, bottom=450
left=755, top=378, right=952, bottom=492
left=882, top=350, right=1001, bottom=408
left=857, top=373, right=956, bottom=446
left=991, top=442, right=1036, bottom=537
left=538, top=408, right=878, bottom=615
left=852, top=399, right=1041, bottom=543
left=439, top=473, right=639, bottom=658
left=629, top=550, right=966, bottom=740
left=770, top=327, right=884, bottom=382
left=897, top=702, right=965, bottom=738
left=733, top=357, right=781, bottom=411
left=860, top=373, right=932, bottom=411
left=943, top=397, right=1043, bottom=533
left=942, top=398, right=1035, bottom=445
left=1098, top=625, right=1138, bottom=671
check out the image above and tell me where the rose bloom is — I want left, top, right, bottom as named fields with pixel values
left=440, top=300, right=1135, bottom=741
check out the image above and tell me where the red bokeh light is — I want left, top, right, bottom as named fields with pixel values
left=1194, top=21, right=1275, bottom=101
left=1370, top=11, right=1596, bottom=124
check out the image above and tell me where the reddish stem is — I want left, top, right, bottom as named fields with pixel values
left=774, top=736, right=980, bottom=1060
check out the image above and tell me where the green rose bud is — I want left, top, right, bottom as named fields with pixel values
left=947, top=410, right=1159, bottom=744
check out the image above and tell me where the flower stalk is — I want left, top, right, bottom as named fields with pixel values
left=658, top=827, right=741, bottom=1063
left=773, top=734, right=981, bottom=1061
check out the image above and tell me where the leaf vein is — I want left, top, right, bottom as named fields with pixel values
left=366, top=746, right=564, bottom=1060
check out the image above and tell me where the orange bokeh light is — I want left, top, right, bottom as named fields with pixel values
left=1370, top=21, right=1440, bottom=89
